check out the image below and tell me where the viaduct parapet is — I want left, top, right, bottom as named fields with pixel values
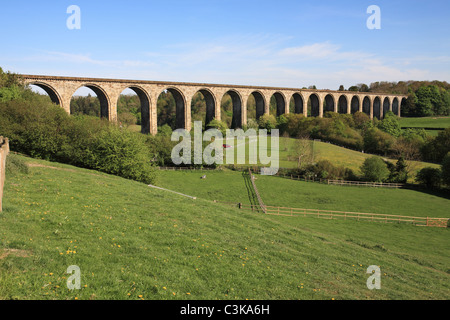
left=22, top=74, right=408, bottom=135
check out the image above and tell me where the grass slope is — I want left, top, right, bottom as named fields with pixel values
left=0, top=155, right=448, bottom=300
left=219, top=136, right=439, bottom=178
left=157, top=170, right=450, bottom=219
left=399, top=116, right=450, bottom=129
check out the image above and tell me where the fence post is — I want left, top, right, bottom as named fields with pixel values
left=0, top=137, right=10, bottom=213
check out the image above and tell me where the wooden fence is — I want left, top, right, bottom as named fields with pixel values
left=274, top=172, right=405, bottom=188
left=213, top=201, right=449, bottom=228
left=0, top=137, right=10, bottom=212
left=326, top=180, right=403, bottom=188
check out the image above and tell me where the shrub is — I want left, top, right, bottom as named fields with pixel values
left=0, top=95, right=158, bottom=184
left=84, top=126, right=157, bottom=184
left=360, top=156, right=390, bottom=182
left=420, top=128, right=450, bottom=163
left=157, top=124, right=173, bottom=137
left=206, top=118, right=228, bottom=135
left=441, top=152, right=450, bottom=188
left=118, top=112, right=138, bottom=126
left=363, top=127, right=396, bottom=155
left=258, top=114, right=277, bottom=132
left=377, top=113, right=401, bottom=137
left=416, top=167, right=442, bottom=189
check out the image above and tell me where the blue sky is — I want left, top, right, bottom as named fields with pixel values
left=1, top=0, right=449, bottom=91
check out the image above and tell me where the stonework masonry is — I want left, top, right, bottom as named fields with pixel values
left=22, top=74, right=408, bottom=135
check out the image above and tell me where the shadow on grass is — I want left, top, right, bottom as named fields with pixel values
left=402, top=184, right=450, bottom=201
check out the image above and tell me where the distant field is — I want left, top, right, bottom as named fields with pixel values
left=399, top=116, right=450, bottom=128
left=254, top=173, right=450, bottom=219
left=158, top=169, right=450, bottom=219
left=219, top=136, right=439, bottom=180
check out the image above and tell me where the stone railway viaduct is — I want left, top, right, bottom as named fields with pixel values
left=22, top=74, right=408, bottom=135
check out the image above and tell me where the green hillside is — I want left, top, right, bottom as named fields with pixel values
left=399, top=117, right=450, bottom=129
left=0, top=155, right=449, bottom=300
left=217, top=136, right=439, bottom=178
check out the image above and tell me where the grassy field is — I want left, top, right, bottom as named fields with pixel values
left=399, top=116, right=450, bottom=128
left=399, top=116, right=450, bottom=136
left=0, top=155, right=449, bottom=300
left=157, top=169, right=450, bottom=218
left=218, top=136, right=439, bottom=180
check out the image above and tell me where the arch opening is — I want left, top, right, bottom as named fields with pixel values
left=400, top=98, right=407, bottom=117
left=382, top=97, right=390, bottom=118
left=323, top=94, right=335, bottom=113
left=117, top=87, right=151, bottom=134
left=191, top=89, right=216, bottom=128
left=157, top=88, right=186, bottom=130
left=362, top=96, right=371, bottom=116
left=221, top=90, right=242, bottom=129
left=250, top=91, right=265, bottom=121
left=270, top=92, right=286, bottom=117
left=392, top=98, right=399, bottom=116
left=338, top=95, right=348, bottom=114
left=351, top=96, right=360, bottom=114
left=289, top=93, right=304, bottom=114
left=308, top=93, right=320, bottom=117
left=28, top=83, right=61, bottom=106
left=373, top=97, right=381, bottom=120
left=70, top=85, right=109, bottom=119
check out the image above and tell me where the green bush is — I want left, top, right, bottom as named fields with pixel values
left=360, top=156, right=390, bottom=182
left=440, top=152, right=450, bottom=187
left=363, top=127, right=396, bottom=155
left=416, top=167, right=442, bottom=189
left=206, top=118, right=228, bottom=135
left=0, top=91, right=158, bottom=184
left=84, top=126, right=157, bottom=184
left=258, top=114, right=277, bottom=132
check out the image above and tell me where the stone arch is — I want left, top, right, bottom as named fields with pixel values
left=28, top=81, right=63, bottom=107
left=308, top=93, right=321, bottom=117
left=117, top=85, right=152, bottom=134
left=400, top=97, right=407, bottom=117
left=323, top=94, right=335, bottom=113
left=373, top=96, right=382, bottom=120
left=193, top=88, right=217, bottom=128
left=350, top=95, right=360, bottom=114
left=392, top=97, right=399, bottom=116
left=249, top=90, right=266, bottom=121
left=382, top=97, right=391, bottom=118
left=362, top=96, right=371, bottom=116
left=338, top=95, right=348, bottom=114
left=290, top=92, right=304, bottom=115
left=271, top=91, right=286, bottom=117
left=161, top=87, right=187, bottom=130
left=222, top=90, right=243, bottom=129
left=71, top=83, right=111, bottom=119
